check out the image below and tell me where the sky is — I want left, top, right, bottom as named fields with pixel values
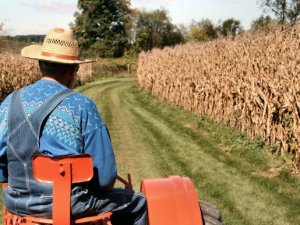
left=0, top=0, right=266, bottom=36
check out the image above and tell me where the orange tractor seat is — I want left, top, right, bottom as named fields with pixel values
left=3, top=154, right=112, bottom=225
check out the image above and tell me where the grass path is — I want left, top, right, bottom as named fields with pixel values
left=76, top=78, right=300, bottom=225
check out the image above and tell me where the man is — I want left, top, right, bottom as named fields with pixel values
left=0, top=27, right=147, bottom=225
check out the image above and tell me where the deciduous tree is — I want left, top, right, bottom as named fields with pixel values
left=188, top=19, right=217, bottom=42
left=133, top=9, right=184, bottom=52
left=259, top=0, right=300, bottom=25
left=72, top=0, right=131, bottom=57
left=218, top=18, right=243, bottom=38
left=251, top=15, right=273, bottom=30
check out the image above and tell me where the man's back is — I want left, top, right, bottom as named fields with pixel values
left=0, top=79, right=117, bottom=217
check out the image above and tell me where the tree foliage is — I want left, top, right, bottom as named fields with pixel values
left=6, top=35, right=45, bottom=43
left=251, top=15, right=273, bottom=30
left=72, top=0, right=131, bottom=57
left=259, top=0, right=300, bottom=25
left=218, top=18, right=243, bottom=38
left=132, top=9, right=184, bottom=52
left=188, top=19, right=217, bottom=42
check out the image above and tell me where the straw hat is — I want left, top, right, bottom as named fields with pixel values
left=21, top=27, right=93, bottom=64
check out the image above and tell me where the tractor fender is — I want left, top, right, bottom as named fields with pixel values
left=141, top=176, right=203, bottom=225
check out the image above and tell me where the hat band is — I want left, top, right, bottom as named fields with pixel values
left=41, top=51, right=78, bottom=60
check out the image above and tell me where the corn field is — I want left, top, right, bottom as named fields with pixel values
left=77, top=63, right=93, bottom=84
left=137, top=24, right=300, bottom=171
left=0, top=54, right=93, bottom=102
left=0, top=54, right=40, bottom=102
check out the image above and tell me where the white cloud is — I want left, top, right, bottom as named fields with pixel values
left=209, top=0, right=243, bottom=4
left=131, top=0, right=184, bottom=9
left=21, top=0, right=77, bottom=14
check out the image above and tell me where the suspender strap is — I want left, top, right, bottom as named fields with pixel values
left=8, top=88, right=75, bottom=137
left=29, top=89, right=75, bottom=136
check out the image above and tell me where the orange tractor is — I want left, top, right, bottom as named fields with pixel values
left=2, top=154, right=223, bottom=225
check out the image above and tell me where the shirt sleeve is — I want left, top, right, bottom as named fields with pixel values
left=84, top=125, right=117, bottom=190
left=79, top=97, right=117, bottom=191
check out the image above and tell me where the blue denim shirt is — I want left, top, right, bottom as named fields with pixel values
left=0, top=80, right=117, bottom=190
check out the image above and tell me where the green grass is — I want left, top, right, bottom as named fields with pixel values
left=129, top=86, right=300, bottom=225
left=77, top=77, right=300, bottom=225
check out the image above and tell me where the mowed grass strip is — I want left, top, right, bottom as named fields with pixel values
left=78, top=78, right=300, bottom=225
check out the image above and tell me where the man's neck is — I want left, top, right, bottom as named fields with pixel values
left=41, top=73, right=75, bottom=89
left=41, top=76, right=60, bottom=84
left=41, top=76, right=68, bottom=87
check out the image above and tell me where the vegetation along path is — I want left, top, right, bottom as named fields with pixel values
left=76, top=77, right=300, bottom=225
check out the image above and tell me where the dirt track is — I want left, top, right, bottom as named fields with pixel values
left=77, top=78, right=300, bottom=225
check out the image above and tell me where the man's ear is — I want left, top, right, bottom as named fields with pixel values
left=67, top=65, right=79, bottom=89
left=74, top=65, right=79, bottom=74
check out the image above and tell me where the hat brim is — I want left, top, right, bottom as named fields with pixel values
left=21, top=45, right=94, bottom=64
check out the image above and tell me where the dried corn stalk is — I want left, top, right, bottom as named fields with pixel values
left=137, top=24, right=300, bottom=171
left=0, top=54, right=40, bottom=102
left=0, top=54, right=93, bottom=102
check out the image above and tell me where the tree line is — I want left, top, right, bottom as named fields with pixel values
left=71, top=0, right=247, bottom=58
left=71, top=0, right=300, bottom=58
left=1, top=0, right=299, bottom=57
left=4, top=35, right=45, bottom=43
